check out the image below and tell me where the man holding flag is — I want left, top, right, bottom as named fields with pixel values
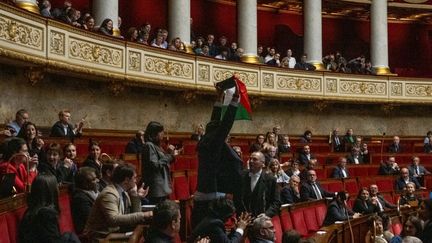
left=191, top=74, right=252, bottom=227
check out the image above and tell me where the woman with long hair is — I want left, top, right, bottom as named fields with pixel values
left=98, top=18, right=113, bottom=36
left=142, top=121, right=177, bottom=204
left=268, top=159, right=289, bottom=184
left=353, top=187, right=379, bottom=215
left=390, top=216, right=423, bottom=242
left=17, top=121, right=45, bottom=161
left=19, top=173, right=80, bottom=243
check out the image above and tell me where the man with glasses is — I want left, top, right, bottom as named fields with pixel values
left=248, top=215, right=276, bottom=243
left=300, top=170, right=335, bottom=201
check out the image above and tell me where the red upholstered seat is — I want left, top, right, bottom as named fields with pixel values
left=375, top=177, right=395, bottom=193
left=271, top=216, right=283, bottom=243
left=5, top=206, right=26, bottom=243
left=189, top=157, right=198, bottom=170
left=315, top=168, right=326, bottom=179
left=343, top=178, right=359, bottom=194
left=172, top=171, right=190, bottom=200
left=182, top=141, right=197, bottom=155
left=381, top=192, right=394, bottom=204
left=58, top=192, right=75, bottom=233
left=315, top=202, right=327, bottom=227
left=321, top=179, right=343, bottom=193
left=279, top=208, right=293, bottom=231
left=425, top=175, right=432, bottom=189
left=173, top=156, right=191, bottom=170
left=187, top=170, right=197, bottom=193
left=351, top=166, right=369, bottom=177
left=290, top=209, right=308, bottom=237
left=0, top=215, right=11, bottom=243
left=303, top=207, right=319, bottom=232
left=358, top=177, right=376, bottom=188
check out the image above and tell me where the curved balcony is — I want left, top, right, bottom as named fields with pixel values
left=1, top=2, right=432, bottom=104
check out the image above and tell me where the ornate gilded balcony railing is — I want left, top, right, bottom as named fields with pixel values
left=1, top=3, right=432, bottom=104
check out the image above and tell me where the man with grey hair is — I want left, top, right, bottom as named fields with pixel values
left=281, top=174, right=301, bottom=204
left=238, top=151, right=281, bottom=217
left=248, top=215, right=276, bottom=243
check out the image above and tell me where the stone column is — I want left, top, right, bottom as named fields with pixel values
left=15, top=0, right=39, bottom=14
left=303, top=0, right=324, bottom=70
left=168, top=0, right=192, bottom=53
left=371, top=0, right=391, bottom=75
left=93, top=0, right=120, bottom=36
left=237, top=0, right=259, bottom=63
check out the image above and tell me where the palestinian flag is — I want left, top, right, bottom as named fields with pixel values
left=218, top=75, right=252, bottom=120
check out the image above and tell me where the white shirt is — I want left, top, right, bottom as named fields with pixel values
left=341, top=168, right=347, bottom=178
left=249, top=169, right=262, bottom=192
left=286, top=57, right=296, bottom=68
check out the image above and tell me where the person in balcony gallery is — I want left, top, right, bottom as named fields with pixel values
left=99, top=18, right=113, bottom=36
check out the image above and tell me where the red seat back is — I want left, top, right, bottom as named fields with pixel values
left=375, top=177, right=395, bottom=192
left=0, top=215, right=11, bottom=243
left=172, top=171, right=190, bottom=200
left=272, top=216, right=283, bottom=243
left=279, top=208, right=293, bottom=231
left=58, top=192, right=75, bottom=233
left=315, top=202, right=327, bottom=227
left=5, top=206, right=26, bottom=243
left=303, top=207, right=319, bottom=232
left=290, top=209, right=308, bottom=237
left=343, top=179, right=359, bottom=194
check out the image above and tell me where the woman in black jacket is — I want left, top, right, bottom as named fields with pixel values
left=353, top=187, right=379, bottom=215
left=19, top=173, right=79, bottom=243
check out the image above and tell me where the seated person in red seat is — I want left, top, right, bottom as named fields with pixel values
left=191, top=124, right=205, bottom=141
left=71, top=167, right=99, bottom=234
left=277, top=135, right=291, bottom=154
left=125, top=130, right=145, bottom=154
left=50, top=110, right=84, bottom=141
left=346, top=147, right=364, bottom=164
left=145, top=200, right=181, bottom=242
left=248, top=215, right=276, bottom=243
left=388, top=136, right=403, bottom=153
left=238, top=151, right=281, bottom=217
left=62, top=143, right=78, bottom=178
left=299, top=130, right=312, bottom=144
left=281, top=175, right=301, bottom=204
left=399, top=182, right=422, bottom=207
left=353, top=187, right=379, bottom=215
left=84, top=163, right=152, bottom=240
left=268, top=159, right=290, bottom=184
left=250, top=134, right=265, bottom=153
left=379, top=156, right=400, bottom=175
left=83, top=141, right=103, bottom=178
left=299, top=159, right=318, bottom=182
left=286, top=160, right=301, bottom=177
left=189, top=198, right=252, bottom=243
left=332, top=157, right=350, bottom=178
left=19, top=173, right=80, bottom=243
left=408, top=156, right=431, bottom=187
left=17, top=121, right=45, bottom=163
left=298, top=145, right=316, bottom=166
left=369, top=184, right=396, bottom=212
left=99, top=160, right=119, bottom=191
left=264, top=146, right=278, bottom=167
left=322, top=191, right=360, bottom=226
left=343, top=128, right=356, bottom=151
left=38, top=143, right=74, bottom=184
left=395, top=168, right=424, bottom=191
left=0, top=138, right=38, bottom=192
left=424, top=138, right=432, bottom=153
left=300, top=169, right=335, bottom=201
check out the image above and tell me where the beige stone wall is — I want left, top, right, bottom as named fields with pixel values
left=0, top=65, right=430, bottom=136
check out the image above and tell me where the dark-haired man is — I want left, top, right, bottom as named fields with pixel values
left=145, top=200, right=181, bottom=242
left=84, top=163, right=151, bottom=240
left=50, top=110, right=84, bottom=141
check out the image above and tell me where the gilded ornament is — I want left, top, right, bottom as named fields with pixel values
left=198, top=64, right=210, bottom=82
left=277, top=76, right=321, bottom=92
left=340, top=80, right=386, bottom=95
left=24, top=66, right=44, bottom=85
left=391, top=82, right=403, bottom=96
left=108, top=81, right=125, bottom=96
left=262, top=73, right=274, bottom=89
left=213, top=68, right=258, bottom=87
left=0, top=17, right=43, bottom=50
left=49, top=30, right=65, bottom=55
left=144, top=55, right=193, bottom=79
left=406, top=84, right=432, bottom=97
left=69, top=39, right=122, bottom=68
left=313, top=101, right=330, bottom=112
left=326, top=78, right=337, bottom=93
left=128, top=51, right=141, bottom=72
left=180, top=91, right=197, bottom=104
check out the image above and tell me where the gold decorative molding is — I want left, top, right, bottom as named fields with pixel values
left=313, top=101, right=330, bottom=112
left=49, top=30, right=65, bottom=55
left=406, top=83, right=432, bottom=97
left=180, top=90, right=197, bottom=104
left=128, top=51, right=141, bottom=72
left=326, top=78, right=338, bottom=93
left=108, top=81, right=125, bottom=96
left=262, top=73, right=274, bottom=89
left=69, top=37, right=123, bottom=68
left=380, top=104, right=400, bottom=115
left=198, top=64, right=210, bottom=82
left=0, top=16, right=43, bottom=50
left=213, top=67, right=258, bottom=87
left=144, top=55, right=193, bottom=79
left=14, top=2, right=39, bottom=14
left=339, top=80, right=387, bottom=96
left=391, top=82, right=403, bottom=96
left=277, top=76, right=321, bottom=92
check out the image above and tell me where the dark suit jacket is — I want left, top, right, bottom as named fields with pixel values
left=388, top=143, right=402, bottom=153
left=352, top=199, right=379, bottom=214
left=375, top=194, right=396, bottom=210
left=378, top=164, right=399, bottom=175
left=298, top=152, right=315, bottom=166
left=322, top=200, right=353, bottom=226
left=424, top=143, right=432, bottom=153
left=419, top=221, right=432, bottom=243
left=83, top=158, right=102, bottom=178
left=331, top=135, right=344, bottom=152
left=408, top=165, right=430, bottom=177
left=19, top=206, right=64, bottom=243
left=394, top=177, right=421, bottom=191
left=278, top=144, right=291, bottom=154
left=50, top=121, right=80, bottom=141
left=71, top=189, right=96, bottom=234
left=300, top=181, right=334, bottom=201
left=346, top=154, right=364, bottom=164
left=188, top=217, right=242, bottom=243
left=280, top=187, right=301, bottom=204
left=238, top=171, right=281, bottom=217
left=332, top=166, right=349, bottom=179
left=125, top=138, right=144, bottom=154
left=197, top=103, right=240, bottom=194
